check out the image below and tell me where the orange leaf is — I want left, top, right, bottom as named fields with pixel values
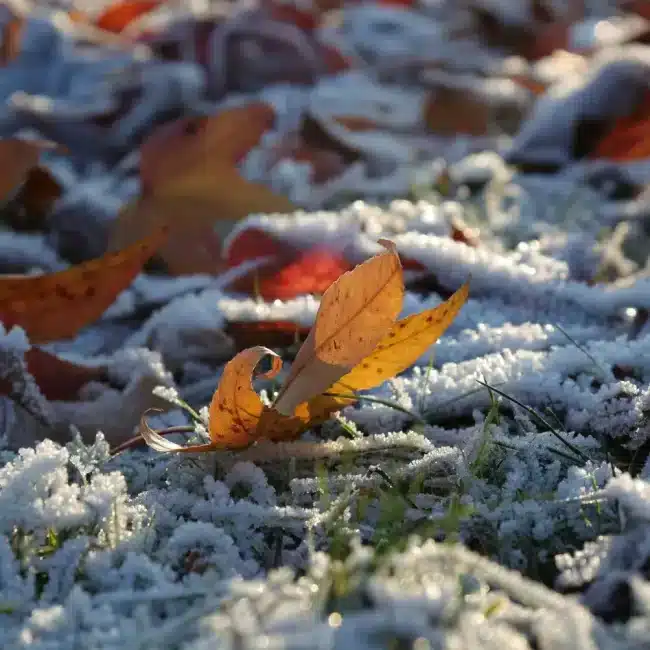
left=95, top=0, right=163, bottom=33
left=0, top=139, right=45, bottom=203
left=141, top=243, right=470, bottom=454
left=272, top=240, right=403, bottom=416
left=139, top=104, right=277, bottom=194
left=206, top=346, right=310, bottom=448
left=209, top=346, right=281, bottom=448
left=0, top=227, right=168, bottom=343
left=327, top=281, right=470, bottom=395
left=109, top=104, right=295, bottom=261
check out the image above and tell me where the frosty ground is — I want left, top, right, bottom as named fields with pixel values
left=2, top=1, right=650, bottom=649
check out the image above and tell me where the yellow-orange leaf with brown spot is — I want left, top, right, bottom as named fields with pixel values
left=272, top=239, right=403, bottom=416
left=327, top=281, right=470, bottom=395
left=0, top=227, right=168, bottom=343
left=139, top=240, right=470, bottom=454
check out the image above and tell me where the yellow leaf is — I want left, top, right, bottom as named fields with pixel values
left=272, top=239, right=403, bottom=416
left=328, top=281, right=470, bottom=394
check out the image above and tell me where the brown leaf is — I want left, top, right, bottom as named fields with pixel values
left=0, top=227, right=168, bottom=343
left=0, top=13, right=23, bottom=66
left=272, top=240, right=403, bottom=416
left=424, top=88, right=492, bottom=136
left=5, top=167, right=63, bottom=230
left=209, top=346, right=282, bottom=448
left=109, top=104, right=295, bottom=265
left=0, top=139, right=44, bottom=203
left=0, top=348, right=107, bottom=401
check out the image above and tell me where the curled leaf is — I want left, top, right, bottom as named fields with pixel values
left=208, top=346, right=283, bottom=448
left=139, top=412, right=218, bottom=453
left=273, top=239, right=403, bottom=416
left=0, top=227, right=168, bottom=343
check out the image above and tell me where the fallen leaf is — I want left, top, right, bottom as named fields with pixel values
left=326, top=281, right=470, bottom=395
left=0, top=139, right=45, bottom=203
left=590, top=90, right=650, bottom=161
left=109, top=104, right=295, bottom=266
left=0, top=348, right=107, bottom=401
left=141, top=241, right=469, bottom=453
left=142, top=346, right=306, bottom=451
left=225, top=320, right=308, bottom=351
left=139, top=104, right=277, bottom=196
left=424, top=88, right=492, bottom=136
left=0, top=12, right=23, bottom=65
left=273, top=239, right=403, bottom=416
left=95, top=0, right=163, bottom=33
left=231, top=245, right=353, bottom=300
left=0, top=226, right=168, bottom=343
left=209, top=346, right=300, bottom=448
left=4, top=167, right=63, bottom=230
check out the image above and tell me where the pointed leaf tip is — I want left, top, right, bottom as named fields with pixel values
left=273, top=242, right=404, bottom=416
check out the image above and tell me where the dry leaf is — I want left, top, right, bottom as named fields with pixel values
left=0, top=227, right=168, bottom=343
left=109, top=104, right=295, bottom=263
left=225, top=320, right=308, bottom=351
left=272, top=239, right=403, bottom=416
left=590, top=90, right=650, bottom=161
left=0, top=348, right=107, bottom=401
left=424, top=88, right=492, bottom=136
left=0, top=12, right=23, bottom=65
left=209, top=346, right=282, bottom=448
left=141, top=241, right=469, bottom=453
left=327, top=281, right=470, bottom=395
left=95, top=0, right=163, bottom=33
left=0, top=139, right=45, bottom=203
left=4, top=167, right=63, bottom=231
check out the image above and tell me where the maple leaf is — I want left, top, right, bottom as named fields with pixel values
left=140, top=240, right=469, bottom=453
left=109, top=103, right=295, bottom=274
left=0, top=227, right=168, bottom=343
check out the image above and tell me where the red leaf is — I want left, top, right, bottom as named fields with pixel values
left=226, top=228, right=352, bottom=300
left=96, top=0, right=163, bottom=33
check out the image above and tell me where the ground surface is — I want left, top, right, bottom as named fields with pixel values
left=1, top=1, right=650, bottom=648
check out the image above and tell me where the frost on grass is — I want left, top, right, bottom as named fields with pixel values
left=2, top=3, right=650, bottom=649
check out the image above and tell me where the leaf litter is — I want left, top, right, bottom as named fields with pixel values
left=0, top=1, right=650, bottom=649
